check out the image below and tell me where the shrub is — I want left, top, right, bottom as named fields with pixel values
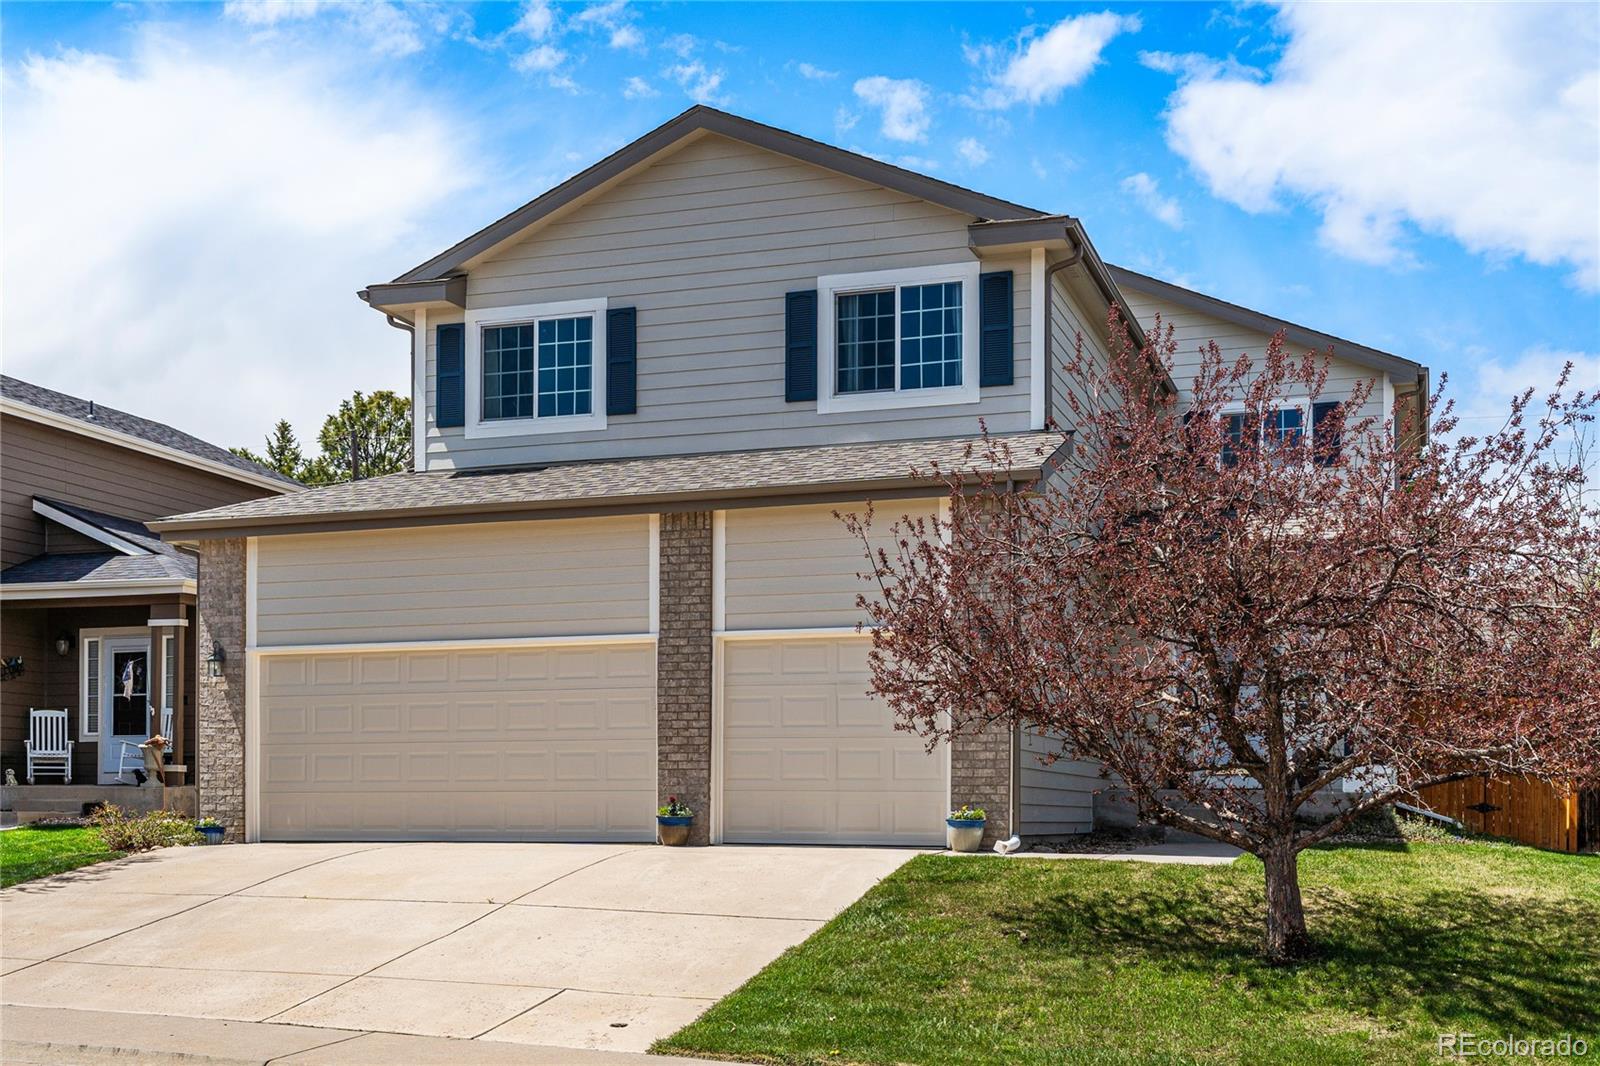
left=89, top=805, right=202, bottom=852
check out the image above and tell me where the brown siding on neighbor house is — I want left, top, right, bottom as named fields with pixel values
left=0, top=415, right=267, bottom=567
left=0, top=608, right=49, bottom=782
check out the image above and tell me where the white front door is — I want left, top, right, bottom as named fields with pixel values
left=99, top=637, right=152, bottom=783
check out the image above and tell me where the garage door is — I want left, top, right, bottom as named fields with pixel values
left=258, top=642, right=655, bottom=842
left=720, top=637, right=945, bottom=845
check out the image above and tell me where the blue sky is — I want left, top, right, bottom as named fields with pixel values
left=3, top=1, right=1596, bottom=450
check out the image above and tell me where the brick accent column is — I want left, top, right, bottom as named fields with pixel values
left=656, top=511, right=714, bottom=845
left=196, top=538, right=247, bottom=841
left=951, top=723, right=1013, bottom=848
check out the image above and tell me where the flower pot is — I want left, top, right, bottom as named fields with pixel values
left=657, top=815, right=693, bottom=846
left=197, top=825, right=225, bottom=846
left=946, top=818, right=986, bottom=853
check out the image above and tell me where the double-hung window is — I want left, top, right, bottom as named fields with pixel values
left=464, top=298, right=607, bottom=437
left=1219, top=400, right=1313, bottom=467
left=817, top=263, right=981, bottom=413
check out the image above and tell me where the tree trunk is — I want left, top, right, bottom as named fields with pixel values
left=1262, top=843, right=1312, bottom=962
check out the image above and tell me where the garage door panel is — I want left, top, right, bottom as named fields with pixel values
left=260, top=644, right=656, bottom=842
left=721, top=636, right=944, bottom=846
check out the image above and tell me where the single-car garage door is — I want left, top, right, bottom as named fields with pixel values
left=258, top=642, right=656, bottom=841
left=720, top=637, right=945, bottom=845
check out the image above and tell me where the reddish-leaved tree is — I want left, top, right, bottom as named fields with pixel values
left=848, top=314, right=1599, bottom=962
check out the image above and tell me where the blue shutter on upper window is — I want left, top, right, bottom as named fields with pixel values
left=978, top=271, right=1014, bottom=387
left=435, top=323, right=465, bottom=428
left=785, top=289, right=818, bottom=402
left=606, top=307, right=637, bottom=415
left=1312, top=400, right=1342, bottom=466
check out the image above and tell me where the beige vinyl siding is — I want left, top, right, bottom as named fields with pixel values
left=1019, top=730, right=1099, bottom=837
left=1118, top=289, right=1390, bottom=427
left=1048, top=270, right=1121, bottom=432
left=0, top=416, right=269, bottom=568
left=254, top=516, right=650, bottom=647
left=722, top=500, right=939, bottom=631
left=420, top=134, right=1034, bottom=470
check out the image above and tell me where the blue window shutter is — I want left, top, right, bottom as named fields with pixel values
left=1312, top=400, right=1342, bottom=466
left=606, top=307, right=637, bottom=415
left=979, top=270, right=1014, bottom=387
left=435, top=323, right=465, bottom=428
left=785, top=290, right=818, bottom=402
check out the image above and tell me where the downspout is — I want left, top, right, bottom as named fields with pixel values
left=1041, top=241, right=1084, bottom=428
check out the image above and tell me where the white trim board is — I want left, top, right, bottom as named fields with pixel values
left=412, top=306, right=429, bottom=473
left=1030, top=247, right=1046, bottom=430
left=250, top=633, right=659, bottom=657
left=147, top=617, right=189, bottom=628
left=1, top=397, right=296, bottom=495
left=0, top=578, right=196, bottom=601
left=33, top=499, right=148, bottom=556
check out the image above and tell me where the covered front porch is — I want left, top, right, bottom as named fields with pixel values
left=2, top=580, right=199, bottom=801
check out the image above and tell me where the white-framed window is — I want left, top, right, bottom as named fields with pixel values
left=1219, top=398, right=1312, bottom=467
left=80, top=635, right=101, bottom=738
left=463, top=298, right=608, bottom=438
left=161, top=634, right=177, bottom=715
left=816, top=262, right=981, bottom=414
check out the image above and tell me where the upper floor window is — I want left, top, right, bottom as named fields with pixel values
left=1219, top=401, right=1337, bottom=467
left=817, top=263, right=981, bottom=414
left=464, top=298, right=607, bottom=438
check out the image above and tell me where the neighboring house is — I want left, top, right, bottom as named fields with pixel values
left=152, top=107, right=1428, bottom=847
left=0, top=376, right=297, bottom=800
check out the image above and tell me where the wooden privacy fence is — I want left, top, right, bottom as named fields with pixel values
left=1417, top=775, right=1589, bottom=853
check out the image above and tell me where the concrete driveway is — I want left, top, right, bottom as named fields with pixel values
left=0, top=842, right=916, bottom=1056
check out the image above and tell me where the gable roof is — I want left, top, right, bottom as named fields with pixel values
left=1107, top=266, right=1425, bottom=380
left=3, top=497, right=198, bottom=595
left=382, top=106, right=1047, bottom=290
left=1, top=375, right=299, bottom=492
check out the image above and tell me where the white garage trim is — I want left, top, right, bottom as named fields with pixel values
left=245, top=537, right=261, bottom=842
left=252, top=633, right=657, bottom=657
left=648, top=513, right=660, bottom=634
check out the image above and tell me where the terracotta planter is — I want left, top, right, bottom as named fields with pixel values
left=946, top=818, right=986, bottom=853
left=657, top=815, right=693, bottom=846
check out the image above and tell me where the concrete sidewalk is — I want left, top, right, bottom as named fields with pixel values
left=0, top=1004, right=735, bottom=1064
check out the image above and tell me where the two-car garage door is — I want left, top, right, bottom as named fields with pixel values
left=258, top=643, right=656, bottom=841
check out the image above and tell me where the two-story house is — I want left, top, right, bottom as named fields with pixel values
left=153, top=107, right=1428, bottom=846
left=0, top=376, right=296, bottom=818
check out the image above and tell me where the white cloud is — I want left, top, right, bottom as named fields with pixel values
left=511, top=0, right=555, bottom=41
left=895, top=154, right=940, bottom=173
left=971, top=11, right=1140, bottom=108
left=666, top=60, right=726, bottom=105
left=956, top=136, right=990, bottom=166
left=852, top=75, right=931, bottom=142
left=663, top=33, right=697, bottom=59
left=574, top=1, right=643, bottom=51
left=514, top=43, right=566, bottom=73
left=1151, top=3, right=1600, bottom=289
left=222, top=0, right=327, bottom=27
left=796, top=61, right=837, bottom=81
left=2, top=37, right=473, bottom=449
left=346, top=2, right=424, bottom=58
left=622, top=75, right=657, bottom=99
left=609, top=25, right=643, bottom=50
left=834, top=106, right=859, bottom=134
left=1121, top=172, right=1185, bottom=229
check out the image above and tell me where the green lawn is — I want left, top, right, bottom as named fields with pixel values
left=0, top=825, right=125, bottom=888
left=658, top=842, right=1599, bottom=1065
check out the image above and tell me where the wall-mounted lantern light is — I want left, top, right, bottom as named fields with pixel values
left=54, top=633, right=73, bottom=657
left=205, top=642, right=227, bottom=678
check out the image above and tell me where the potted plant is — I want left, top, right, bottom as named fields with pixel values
left=657, top=796, right=694, bottom=846
left=195, top=817, right=225, bottom=845
left=946, top=805, right=987, bottom=853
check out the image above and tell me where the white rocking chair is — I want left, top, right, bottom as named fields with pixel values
left=24, top=708, right=74, bottom=784
left=116, top=706, right=174, bottom=785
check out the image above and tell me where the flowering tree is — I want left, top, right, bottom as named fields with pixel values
left=848, top=315, right=1599, bottom=962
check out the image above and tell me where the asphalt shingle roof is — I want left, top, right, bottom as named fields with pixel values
left=2, top=375, right=299, bottom=487
left=153, top=432, right=1067, bottom=532
left=0, top=551, right=194, bottom=586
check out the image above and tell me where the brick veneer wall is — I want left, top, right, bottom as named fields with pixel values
left=951, top=723, right=1013, bottom=848
left=196, top=538, right=247, bottom=840
left=657, top=512, right=714, bottom=845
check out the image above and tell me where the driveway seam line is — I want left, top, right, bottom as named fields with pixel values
left=256, top=848, right=635, bottom=1028
left=261, top=1028, right=371, bottom=1065
left=16, top=846, right=390, bottom=972
left=509, top=901, right=828, bottom=922
left=465, top=986, right=567, bottom=1040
